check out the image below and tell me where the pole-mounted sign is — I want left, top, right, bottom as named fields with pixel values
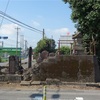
left=0, top=36, right=8, bottom=39
left=0, top=36, right=8, bottom=47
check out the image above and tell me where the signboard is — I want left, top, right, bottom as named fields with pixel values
left=0, top=36, right=8, bottom=39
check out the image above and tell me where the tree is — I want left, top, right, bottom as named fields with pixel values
left=34, top=38, right=56, bottom=58
left=63, top=0, right=100, bottom=56
left=0, top=57, right=1, bottom=62
left=60, top=46, right=70, bottom=55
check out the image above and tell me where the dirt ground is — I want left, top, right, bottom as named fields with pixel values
left=0, top=82, right=100, bottom=90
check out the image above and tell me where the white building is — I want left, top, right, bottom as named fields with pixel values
left=58, top=35, right=73, bottom=48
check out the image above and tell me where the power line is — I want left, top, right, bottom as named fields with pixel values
left=0, top=10, right=43, bottom=33
left=0, top=14, right=41, bottom=33
left=0, top=15, right=40, bottom=33
left=0, top=0, right=10, bottom=28
left=4, top=0, right=10, bottom=13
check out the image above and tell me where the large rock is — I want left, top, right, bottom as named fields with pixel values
left=36, top=50, right=49, bottom=63
left=41, top=50, right=49, bottom=60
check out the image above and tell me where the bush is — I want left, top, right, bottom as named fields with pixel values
left=60, top=46, right=70, bottom=55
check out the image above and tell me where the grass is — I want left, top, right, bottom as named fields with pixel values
left=0, top=57, right=8, bottom=62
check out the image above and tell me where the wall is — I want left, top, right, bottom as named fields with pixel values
left=32, top=55, right=100, bottom=82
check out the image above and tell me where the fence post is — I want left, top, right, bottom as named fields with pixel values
left=28, top=47, right=32, bottom=68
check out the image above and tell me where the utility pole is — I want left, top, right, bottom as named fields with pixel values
left=15, top=27, right=20, bottom=55
left=20, top=35, right=24, bottom=50
left=24, top=40, right=28, bottom=57
left=2, top=41, right=3, bottom=47
left=25, top=40, right=28, bottom=51
left=43, top=29, right=45, bottom=39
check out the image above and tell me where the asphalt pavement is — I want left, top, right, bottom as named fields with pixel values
left=0, top=62, right=9, bottom=66
left=0, top=57, right=36, bottom=68
left=0, top=88, right=100, bottom=100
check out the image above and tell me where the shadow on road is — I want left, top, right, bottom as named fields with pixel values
left=52, top=94, right=60, bottom=99
left=30, top=93, right=43, bottom=100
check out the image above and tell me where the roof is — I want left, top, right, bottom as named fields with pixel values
left=72, top=32, right=82, bottom=39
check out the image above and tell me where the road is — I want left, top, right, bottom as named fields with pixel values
left=0, top=62, right=8, bottom=66
left=0, top=88, right=100, bottom=100
left=0, top=57, right=36, bottom=68
left=0, top=58, right=28, bottom=66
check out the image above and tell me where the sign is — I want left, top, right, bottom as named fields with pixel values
left=0, top=36, right=8, bottom=39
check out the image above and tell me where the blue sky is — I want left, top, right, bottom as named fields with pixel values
left=0, top=0, right=76, bottom=49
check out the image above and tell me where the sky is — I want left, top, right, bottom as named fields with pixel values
left=0, top=0, right=76, bottom=49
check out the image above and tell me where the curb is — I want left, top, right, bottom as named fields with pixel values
left=86, top=83, right=100, bottom=87
left=20, top=81, right=100, bottom=88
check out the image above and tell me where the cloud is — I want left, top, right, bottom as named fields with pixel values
left=0, top=23, right=18, bottom=35
left=46, top=28, right=69, bottom=36
left=53, top=28, right=69, bottom=35
left=32, top=21, right=40, bottom=27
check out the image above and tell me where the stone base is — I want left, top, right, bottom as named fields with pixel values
left=0, top=74, right=22, bottom=83
left=20, top=81, right=31, bottom=86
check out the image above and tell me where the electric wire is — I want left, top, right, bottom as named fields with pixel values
left=0, top=10, right=43, bottom=33
left=0, top=0, right=10, bottom=29
left=0, top=10, right=43, bottom=47
left=0, top=14, right=41, bottom=34
left=0, top=13, right=42, bottom=33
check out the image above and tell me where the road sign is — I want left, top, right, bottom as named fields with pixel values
left=0, top=36, right=8, bottom=39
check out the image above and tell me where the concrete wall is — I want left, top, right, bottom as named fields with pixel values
left=33, top=55, right=100, bottom=82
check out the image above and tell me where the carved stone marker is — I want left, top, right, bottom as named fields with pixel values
left=9, top=56, right=19, bottom=74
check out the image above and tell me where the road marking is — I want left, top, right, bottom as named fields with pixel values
left=74, top=97, right=84, bottom=100
left=33, top=97, right=42, bottom=100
